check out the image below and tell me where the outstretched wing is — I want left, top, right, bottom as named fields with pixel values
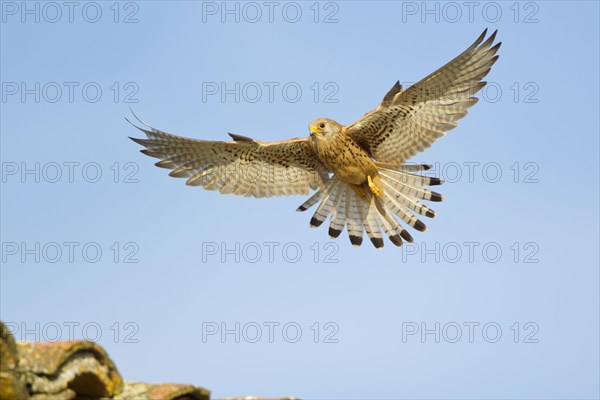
left=346, top=29, right=501, bottom=164
left=129, top=120, right=329, bottom=198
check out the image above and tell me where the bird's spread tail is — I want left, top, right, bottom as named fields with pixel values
left=297, top=163, right=444, bottom=248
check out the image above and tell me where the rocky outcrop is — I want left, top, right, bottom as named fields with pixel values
left=1, top=322, right=294, bottom=400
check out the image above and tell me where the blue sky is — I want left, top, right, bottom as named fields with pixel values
left=1, top=1, right=599, bottom=398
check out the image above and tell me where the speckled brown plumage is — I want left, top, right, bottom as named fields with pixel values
left=131, top=30, right=500, bottom=248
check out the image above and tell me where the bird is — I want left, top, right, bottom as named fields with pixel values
left=129, top=29, right=501, bottom=249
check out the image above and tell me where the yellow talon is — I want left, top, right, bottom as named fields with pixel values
left=368, top=175, right=383, bottom=198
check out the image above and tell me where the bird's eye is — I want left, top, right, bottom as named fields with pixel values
left=319, top=123, right=325, bottom=129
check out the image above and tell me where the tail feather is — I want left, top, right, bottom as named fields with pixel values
left=375, top=162, right=431, bottom=172
left=379, top=167, right=443, bottom=187
left=373, top=198, right=404, bottom=247
left=309, top=180, right=340, bottom=227
left=379, top=170, right=444, bottom=202
left=364, top=198, right=384, bottom=248
left=329, top=186, right=348, bottom=238
left=346, top=192, right=363, bottom=246
left=297, top=181, right=330, bottom=211
left=375, top=198, right=413, bottom=245
left=297, top=164, right=444, bottom=248
left=380, top=178, right=437, bottom=218
left=380, top=188, right=428, bottom=232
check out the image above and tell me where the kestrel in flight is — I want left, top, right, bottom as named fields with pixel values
left=130, top=30, right=501, bottom=248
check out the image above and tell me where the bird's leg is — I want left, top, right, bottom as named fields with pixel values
left=368, top=175, right=384, bottom=198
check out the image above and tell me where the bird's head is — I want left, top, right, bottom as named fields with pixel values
left=309, top=118, right=342, bottom=144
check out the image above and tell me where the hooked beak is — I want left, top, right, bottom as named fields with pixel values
left=310, top=125, right=319, bottom=135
